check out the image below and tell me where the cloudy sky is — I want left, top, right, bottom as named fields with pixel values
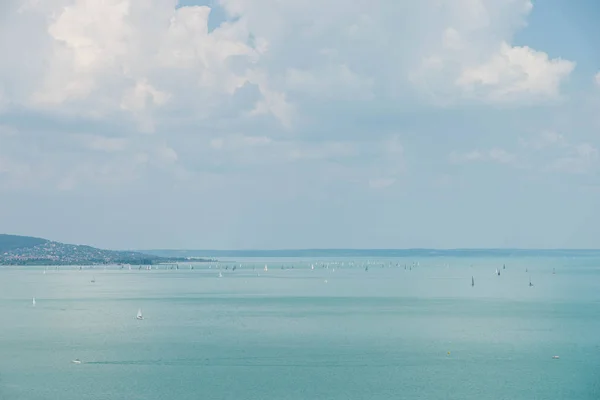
left=1, top=0, right=600, bottom=250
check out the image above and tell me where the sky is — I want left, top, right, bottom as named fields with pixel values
left=1, top=0, right=600, bottom=250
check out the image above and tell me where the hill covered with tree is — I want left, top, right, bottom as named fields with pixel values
left=0, top=234, right=207, bottom=265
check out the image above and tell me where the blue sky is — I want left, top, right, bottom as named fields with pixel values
left=1, top=0, right=600, bottom=250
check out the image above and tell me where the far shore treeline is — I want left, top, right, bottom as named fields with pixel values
left=0, top=234, right=213, bottom=266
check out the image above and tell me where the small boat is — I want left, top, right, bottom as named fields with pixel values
left=218, top=272, right=223, bottom=278
left=71, top=359, right=82, bottom=364
left=136, top=308, right=143, bottom=320
left=91, top=276, right=95, bottom=283
left=552, top=355, right=559, bottom=359
left=264, top=264, right=268, bottom=272
left=32, top=297, right=36, bottom=306
left=529, top=277, right=534, bottom=287
left=471, top=276, right=475, bottom=287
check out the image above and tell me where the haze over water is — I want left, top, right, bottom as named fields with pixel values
left=1, top=253, right=599, bottom=400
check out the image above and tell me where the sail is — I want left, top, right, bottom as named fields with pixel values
left=137, top=308, right=143, bottom=319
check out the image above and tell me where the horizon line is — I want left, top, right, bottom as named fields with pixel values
left=134, top=248, right=600, bottom=252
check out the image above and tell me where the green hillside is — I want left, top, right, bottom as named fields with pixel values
left=0, top=234, right=206, bottom=265
left=0, top=234, right=48, bottom=253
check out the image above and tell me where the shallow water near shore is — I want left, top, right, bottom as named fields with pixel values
left=1, top=256, right=600, bottom=400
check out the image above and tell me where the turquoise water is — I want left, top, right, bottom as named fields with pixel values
left=1, top=257, right=600, bottom=399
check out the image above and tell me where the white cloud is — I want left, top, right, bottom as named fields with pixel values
left=548, top=143, right=599, bottom=174
left=464, top=151, right=484, bottom=162
left=489, top=148, right=517, bottom=164
left=77, top=134, right=128, bottom=152
left=285, top=64, right=373, bottom=100
left=449, top=148, right=516, bottom=165
left=449, top=150, right=482, bottom=163
left=0, top=0, right=574, bottom=131
left=382, top=135, right=404, bottom=156
left=209, top=135, right=272, bottom=151
left=408, top=1, right=573, bottom=104
left=455, top=132, right=599, bottom=175
left=209, top=138, right=225, bottom=150
left=519, top=131, right=566, bottom=150
left=456, top=43, right=575, bottom=102
left=288, top=142, right=359, bottom=161
left=0, top=0, right=581, bottom=196
left=175, top=133, right=406, bottom=189
left=10, top=0, right=290, bottom=128
left=369, top=177, right=396, bottom=189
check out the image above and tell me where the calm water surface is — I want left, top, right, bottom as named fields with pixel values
left=1, top=256, right=600, bottom=399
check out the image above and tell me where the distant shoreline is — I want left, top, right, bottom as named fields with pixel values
left=138, top=248, right=600, bottom=258
left=0, top=258, right=216, bottom=266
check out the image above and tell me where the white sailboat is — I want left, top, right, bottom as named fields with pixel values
left=264, top=264, right=268, bottom=272
left=91, top=276, right=96, bottom=283
left=136, top=308, right=143, bottom=320
left=32, top=297, right=36, bottom=306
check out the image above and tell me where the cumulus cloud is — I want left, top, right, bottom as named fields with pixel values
left=455, top=43, right=575, bottom=102
left=3, top=0, right=288, bottom=128
left=0, top=0, right=580, bottom=195
left=0, top=0, right=575, bottom=125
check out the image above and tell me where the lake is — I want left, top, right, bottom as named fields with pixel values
left=1, top=255, right=599, bottom=399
